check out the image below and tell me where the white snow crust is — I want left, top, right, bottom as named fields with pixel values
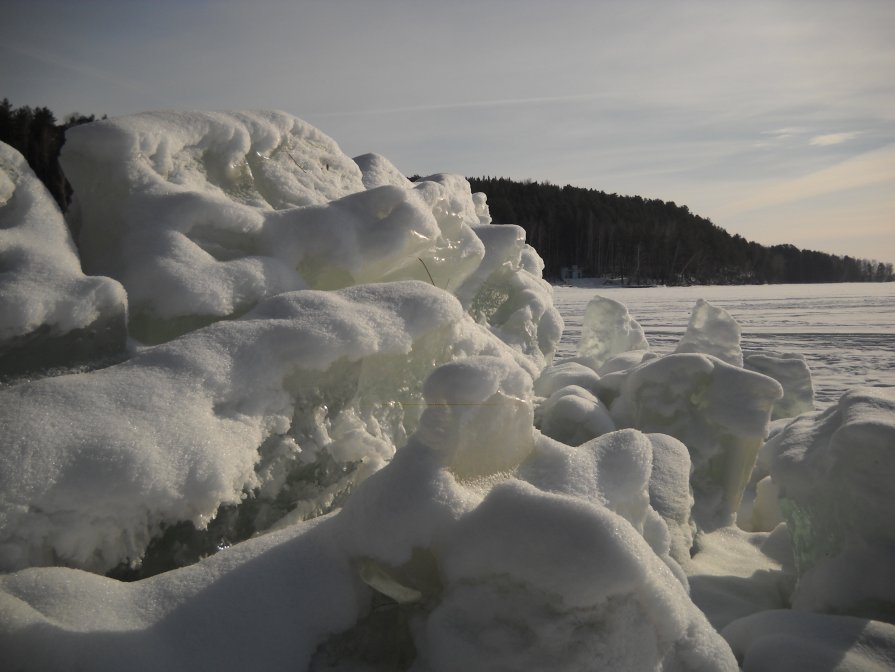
left=1, top=109, right=894, bottom=671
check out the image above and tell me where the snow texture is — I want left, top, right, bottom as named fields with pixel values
left=0, top=141, right=126, bottom=375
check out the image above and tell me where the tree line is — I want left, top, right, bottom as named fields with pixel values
left=467, top=177, right=892, bottom=285
left=0, top=98, right=100, bottom=208
left=2, top=100, right=890, bottom=285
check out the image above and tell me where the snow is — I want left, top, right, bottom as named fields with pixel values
left=1, top=110, right=894, bottom=670
left=0, top=142, right=127, bottom=375
left=723, top=611, right=895, bottom=672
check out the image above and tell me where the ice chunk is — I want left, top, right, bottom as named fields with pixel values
left=353, top=151, right=412, bottom=190
left=744, top=350, right=814, bottom=419
left=675, top=298, right=743, bottom=367
left=611, top=353, right=782, bottom=529
left=723, top=610, right=895, bottom=672
left=0, top=281, right=517, bottom=573
left=536, top=385, right=616, bottom=446
left=0, top=142, right=126, bottom=375
left=767, top=386, right=895, bottom=619
left=576, top=294, right=649, bottom=369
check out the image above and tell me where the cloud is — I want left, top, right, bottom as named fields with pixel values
left=0, top=41, right=146, bottom=94
left=715, top=143, right=895, bottom=218
left=809, top=132, right=861, bottom=146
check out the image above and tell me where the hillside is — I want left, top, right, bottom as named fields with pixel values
left=468, top=176, right=892, bottom=285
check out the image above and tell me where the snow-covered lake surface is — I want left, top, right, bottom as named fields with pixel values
left=554, top=282, right=895, bottom=406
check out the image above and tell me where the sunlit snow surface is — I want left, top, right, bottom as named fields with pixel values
left=554, top=283, right=895, bottom=406
left=2, top=114, right=895, bottom=671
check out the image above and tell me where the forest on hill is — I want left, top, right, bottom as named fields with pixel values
left=468, top=177, right=892, bottom=285
left=1, top=99, right=890, bottom=285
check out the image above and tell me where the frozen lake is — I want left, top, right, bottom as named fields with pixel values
left=552, top=282, right=895, bottom=407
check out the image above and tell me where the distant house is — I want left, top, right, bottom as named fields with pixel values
left=560, top=265, right=582, bottom=282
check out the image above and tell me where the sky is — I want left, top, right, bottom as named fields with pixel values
left=2, top=0, right=894, bottom=263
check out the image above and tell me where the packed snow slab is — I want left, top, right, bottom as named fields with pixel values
left=0, top=359, right=737, bottom=672
left=766, top=386, right=895, bottom=619
left=610, top=353, right=782, bottom=530
left=744, top=349, right=815, bottom=419
left=723, top=610, right=895, bottom=672
left=0, top=141, right=126, bottom=375
left=0, top=281, right=535, bottom=574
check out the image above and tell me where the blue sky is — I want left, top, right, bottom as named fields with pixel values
left=3, top=0, right=893, bottom=263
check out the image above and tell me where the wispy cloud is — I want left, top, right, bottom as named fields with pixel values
left=315, top=92, right=610, bottom=118
left=809, top=131, right=861, bottom=146
left=715, top=143, right=895, bottom=218
left=0, top=42, right=146, bottom=94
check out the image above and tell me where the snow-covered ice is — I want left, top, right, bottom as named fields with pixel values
left=1, top=110, right=894, bottom=671
left=0, top=141, right=126, bottom=375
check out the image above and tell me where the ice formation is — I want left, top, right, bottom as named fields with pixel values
left=2, top=109, right=894, bottom=670
left=674, top=298, right=743, bottom=367
left=610, top=353, right=782, bottom=529
left=576, top=294, right=649, bottom=368
left=0, top=141, right=126, bottom=375
left=744, top=350, right=815, bottom=420
left=0, top=360, right=737, bottom=670
left=61, top=112, right=551, bottom=348
left=765, top=386, right=895, bottom=619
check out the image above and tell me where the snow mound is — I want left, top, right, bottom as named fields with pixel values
left=533, top=360, right=601, bottom=397
left=766, top=386, right=895, bottom=619
left=536, top=385, right=616, bottom=446
left=0, top=359, right=737, bottom=671
left=0, top=141, right=126, bottom=375
left=0, top=282, right=523, bottom=573
left=62, top=112, right=559, bottom=356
